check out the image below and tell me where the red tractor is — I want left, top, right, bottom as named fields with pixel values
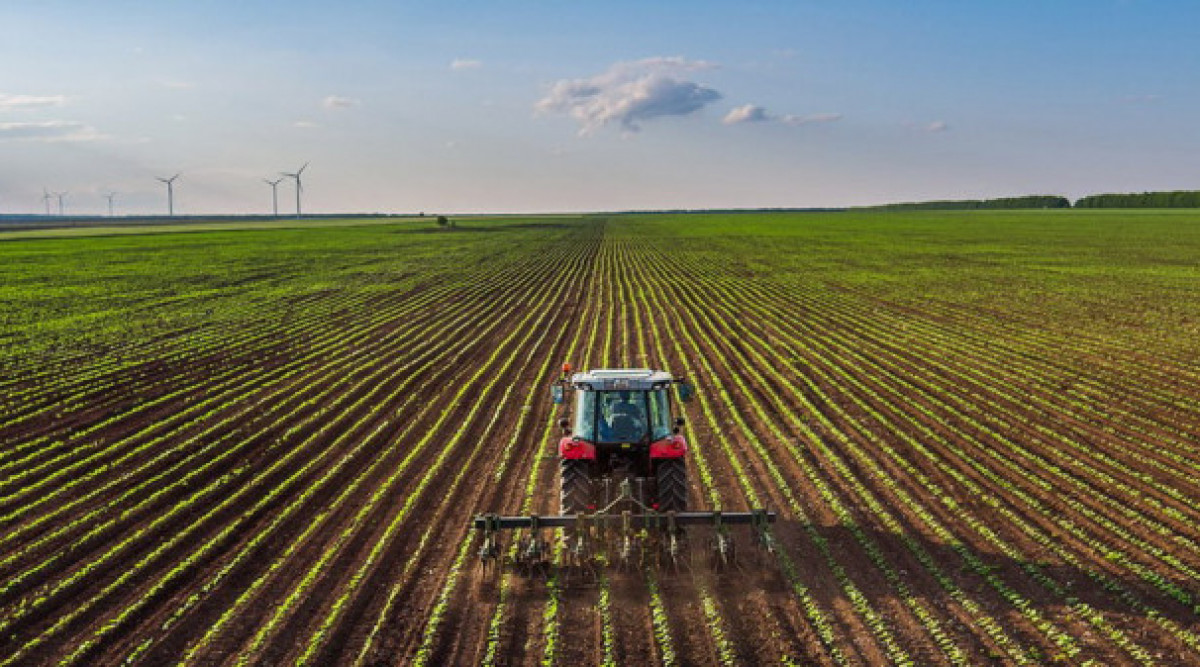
left=554, top=367, right=692, bottom=515
left=474, top=365, right=774, bottom=571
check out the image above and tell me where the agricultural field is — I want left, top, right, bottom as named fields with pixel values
left=2, top=209, right=1200, bottom=665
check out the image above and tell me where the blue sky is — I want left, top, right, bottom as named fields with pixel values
left=1, top=1, right=1196, bottom=214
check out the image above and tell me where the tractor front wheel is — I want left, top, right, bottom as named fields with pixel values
left=655, top=459, right=688, bottom=512
left=560, top=459, right=592, bottom=514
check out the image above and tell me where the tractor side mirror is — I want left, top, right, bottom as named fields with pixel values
left=673, top=416, right=685, bottom=434
left=677, top=382, right=695, bottom=403
left=551, top=385, right=564, bottom=404
left=558, top=418, right=570, bottom=434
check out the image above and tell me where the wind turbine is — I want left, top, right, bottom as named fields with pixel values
left=280, top=162, right=308, bottom=218
left=156, top=173, right=181, bottom=216
left=264, top=177, right=283, bottom=217
left=54, top=192, right=67, bottom=216
left=104, top=192, right=117, bottom=217
left=42, top=188, right=52, bottom=216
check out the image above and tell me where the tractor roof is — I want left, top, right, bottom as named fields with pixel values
left=570, top=368, right=675, bottom=391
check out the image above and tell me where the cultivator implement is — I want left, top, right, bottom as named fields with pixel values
left=474, top=479, right=777, bottom=574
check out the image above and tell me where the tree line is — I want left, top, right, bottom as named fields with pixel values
left=861, top=190, right=1200, bottom=211
left=1073, top=191, right=1200, bottom=208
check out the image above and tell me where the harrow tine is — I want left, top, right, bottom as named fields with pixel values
left=618, top=510, right=634, bottom=570
left=752, top=509, right=777, bottom=561
left=570, top=532, right=586, bottom=565
left=477, top=514, right=501, bottom=571
left=619, top=534, right=633, bottom=569
left=516, top=516, right=552, bottom=578
left=520, top=535, right=550, bottom=578
left=710, top=532, right=726, bottom=570
left=665, top=531, right=682, bottom=573
left=709, top=512, right=738, bottom=571
left=568, top=513, right=590, bottom=568
left=662, top=512, right=686, bottom=575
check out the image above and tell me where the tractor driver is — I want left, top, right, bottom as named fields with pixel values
left=602, top=391, right=646, bottom=441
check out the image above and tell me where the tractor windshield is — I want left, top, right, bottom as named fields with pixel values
left=574, top=389, right=673, bottom=443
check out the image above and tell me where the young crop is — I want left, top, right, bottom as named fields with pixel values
left=2, top=211, right=1199, bottom=664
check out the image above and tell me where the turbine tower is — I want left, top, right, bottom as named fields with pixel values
left=264, top=177, right=283, bottom=217
left=104, top=192, right=117, bottom=217
left=54, top=192, right=67, bottom=216
left=42, top=188, right=52, bottom=216
left=156, top=173, right=181, bottom=216
left=280, top=162, right=308, bottom=218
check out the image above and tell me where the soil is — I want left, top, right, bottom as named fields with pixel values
left=3, top=222, right=1198, bottom=666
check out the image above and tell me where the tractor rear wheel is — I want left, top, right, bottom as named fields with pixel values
left=560, top=459, right=592, bottom=514
left=655, top=459, right=688, bottom=512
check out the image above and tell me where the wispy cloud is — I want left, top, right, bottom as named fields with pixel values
left=293, top=120, right=319, bottom=128
left=723, top=104, right=841, bottom=127
left=925, top=120, right=949, bottom=132
left=322, top=95, right=361, bottom=109
left=723, top=104, right=771, bottom=124
left=0, top=94, right=67, bottom=110
left=536, top=57, right=722, bottom=135
left=1121, top=94, right=1161, bottom=104
left=450, top=58, right=483, bottom=71
left=0, top=121, right=103, bottom=142
left=781, top=112, right=842, bottom=126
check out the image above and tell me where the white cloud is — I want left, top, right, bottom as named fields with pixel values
left=0, top=121, right=103, bottom=142
left=781, top=112, right=842, bottom=126
left=293, top=120, right=319, bottom=128
left=323, top=95, right=361, bottom=109
left=724, top=104, right=841, bottom=127
left=536, top=57, right=722, bottom=135
left=723, top=104, right=772, bottom=124
left=926, top=120, right=949, bottom=132
left=451, top=58, right=483, bottom=71
left=0, top=94, right=67, bottom=110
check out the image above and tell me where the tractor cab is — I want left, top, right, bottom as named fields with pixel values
left=576, top=385, right=672, bottom=444
left=559, top=368, right=688, bottom=446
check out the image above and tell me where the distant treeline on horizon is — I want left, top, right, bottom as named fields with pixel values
left=860, top=190, right=1200, bottom=211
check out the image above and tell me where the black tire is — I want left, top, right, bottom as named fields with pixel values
left=655, top=458, right=688, bottom=512
left=560, top=459, right=592, bottom=514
